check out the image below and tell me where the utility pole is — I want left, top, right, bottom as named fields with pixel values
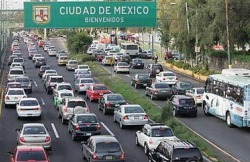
left=225, top=0, right=231, bottom=68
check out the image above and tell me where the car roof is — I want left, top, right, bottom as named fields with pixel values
left=23, top=123, right=45, bottom=127
left=144, top=123, right=170, bottom=129
left=8, top=88, right=24, bottom=91
left=75, top=113, right=96, bottom=117
left=90, top=135, right=119, bottom=143
left=19, top=98, right=38, bottom=101
left=16, top=145, right=46, bottom=151
left=58, top=89, right=74, bottom=94
left=49, top=75, right=63, bottom=78
left=64, top=96, right=85, bottom=101
left=175, top=95, right=193, bottom=99
left=121, top=104, right=141, bottom=108
left=56, top=82, right=71, bottom=86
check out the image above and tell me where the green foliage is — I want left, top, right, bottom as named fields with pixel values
left=82, top=55, right=95, bottom=62
left=209, top=50, right=227, bottom=58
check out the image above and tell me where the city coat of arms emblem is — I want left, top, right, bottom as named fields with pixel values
left=33, top=6, right=50, bottom=24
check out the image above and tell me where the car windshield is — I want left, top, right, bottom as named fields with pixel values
left=50, top=78, right=64, bottom=82
left=152, top=65, right=162, bottom=69
left=8, top=90, right=24, bottom=95
left=151, top=128, right=174, bottom=137
left=8, top=84, right=21, bottom=88
left=23, top=126, right=46, bottom=135
left=125, top=106, right=144, bottom=113
left=179, top=82, right=192, bottom=89
left=69, top=61, right=78, bottom=64
left=36, top=58, right=45, bottom=62
left=80, top=79, right=94, bottom=83
left=77, top=115, right=97, bottom=123
left=197, top=89, right=205, bottom=94
left=179, top=99, right=194, bottom=105
left=68, top=101, right=86, bottom=107
left=46, top=70, right=56, bottom=74
left=155, top=83, right=170, bottom=88
left=172, top=148, right=202, bottom=161
left=34, top=55, right=42, bottom=57
left=60, top=93, right=73, bottom=98
left=134, top=59, right=142, bottom=63
left=118, top=62, right=128, bottom=66
left=78, top=71, right=89, bottom=74
left=163, top=73, right=175, bottom=76
left=58, top=85, right=72, bottom=90
left=79, top=66, right=89, bottom=69
left=20, top=100, right=38, bottom=106
left=10, top=70, right=24, bottom=75
left=107, top=95, right=124, bottom=101
left=13, top=59, right=23, bottom=62
left=17, top=151, right=46, bottom=161
left=15, top=78, right=30, bottom=82
left=60, top=57, right=67, bottom=60
left=96, top=142, right=121, bottom=153
left=93, top=86, right=107, bottom=90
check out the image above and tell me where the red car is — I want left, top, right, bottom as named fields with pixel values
left=86, top=84, right=111, bottom=102
left=38, top=40, right=45, bottom=47
left=7, top=145, right=50, bottom=162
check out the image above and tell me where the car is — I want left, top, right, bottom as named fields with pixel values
left=167, top=95, right=197, bottom=117
left=75, top=64, right=91, bottom=71
left=4, top=82, right=22, bottom=93
left=13, top=58, right=25, bottom=68
left=28, top=49, right=38, bottom=59
left=7, top=145, right=50, bottom=162
left=32, top=54, right=43, bottom=62
left=16, top=98, right=42, bottom=119
left=148, top=140, right=204, bottom=162
left=146, top=64, right=163, bottom=78
left=86, top=84, right=112, bottom=102
left=66, top=60, right=78, bottom=71
left=15, top=76, right=33, bottom=93
left=57, top=55, right=68, bottom=66
left=38, top=40, right=45, bottom=47
left=7, top=55, right=18, bottom=66
left=56, top=50, right=67, bottom=58
left=82, top=135, right=125, bottom=162
left=16, top=123, right=51, bottom=151
left=4, top=88, right=27, bottom=108
left=155, top=71, right=178, bottom=85
left=94, top=50, right=106, bottom=61
left=130, top=58, right=144, bottom=69
left=8, top=68, right=26, bottom=83
left=145, top=82, right=173, bottom=100
left=53, top=89, right=74, bottom=110
left=135, top=123, right=178, bottom=155
left=131, top=74, right=152, bottom=89
left=98, top=93, right=127, bottom=115
left=113, top=104, right=149, bottom=129
left=68, top=113, right=101, bottom=141
left=58, top=97, right=89, bottom=124
left=10, top=63, right=23, bottom=70
left=87, top=47, right=97, bottom=55
left=74, top=77, right=95, bottom=94
left=52, top=82, right=73, bottom=96
left=113, top=53, right=123, bottom=61
left=139, top=50, right=152, bottom=59
left=102, top=56, right=115, bottom=66
left=43, top=44, right=50, bottom=51
left=74, top=69, right=92, bottom=80
left=38, top=66, right=51, bottom=78
left=114, top=62, right=130, bottom=74
left=107, top=50, right=117, bottom=56
left=117, top=54, right=131, bottom=64
left=172, top=81, right=194, bottom=95
left=42, top=69, right=57, bottom=81
left=34, top=57, right=46, bottom=68
left=45, top=75, right=64, bottom=94
left=186, top=87, right=205, bottom=105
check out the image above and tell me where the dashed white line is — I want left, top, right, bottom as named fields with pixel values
left=40, top=98, right=45, bottom=105
left=51, top=123, right=60, bottom=138
left=33, top=80, right=38, bottom=87
left=100, top=122, right=115, bottom=137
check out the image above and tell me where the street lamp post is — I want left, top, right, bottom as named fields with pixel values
left=225, top=0, right=231, bottom=68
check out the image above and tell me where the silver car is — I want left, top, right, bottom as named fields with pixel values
left=74, top=78, right=95, bottom=94
left=114, top=104, right=149, bottom=129
left=66, top=60, right=78, bottom=71
left=16, top=123, right=51, bottom=150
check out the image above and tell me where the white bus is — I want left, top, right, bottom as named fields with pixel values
left=221, top=68, right=250, bottom=77
left=203, top=74, right=250, bottom=127
left=120, top=42, right=139, bottom=58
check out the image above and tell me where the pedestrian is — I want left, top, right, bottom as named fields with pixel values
left=154, top=55, right=158, bottom=63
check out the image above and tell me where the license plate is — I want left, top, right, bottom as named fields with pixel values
left=115, top=104, right=120, bottom=107
left=137, top=64, right=141, bottom=65
left=99, top=93, right=103, bottom=95
left=27, top=114, right=32, bottom=116
left=105, top=156, right=113, bottom=160
left=134, top=116, right=139, bottom=119
left=85, top=133, right=91, bottom=136
left=161, top=91, right=166, bottom=93
left=143, top=84, right=147, bottom=86
left=14, top=97, right=18, bottom=100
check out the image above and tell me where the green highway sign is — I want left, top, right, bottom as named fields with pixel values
left=24, top=1, right=157, bottom=28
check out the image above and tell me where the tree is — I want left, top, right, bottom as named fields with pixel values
left=67, top=31, right=92, bottom=54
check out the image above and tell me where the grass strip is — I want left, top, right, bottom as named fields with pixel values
left=71, top=54, right=223, bottom=162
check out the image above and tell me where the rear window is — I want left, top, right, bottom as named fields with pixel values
left=15, top=78, right=30, bottom=82
left=155, top=83, right=170, bottom=88
left=13, top=59, right=24, bottom=62
left=152, top=65, right=163, bottom=69
left=179, top=82, right=192, bottom=89
left=179, top=99, right=194, bottom=105
left=68, top=101, right=86, bottom=107
left=20, top=100, right=39, bottom=106
left=197, top=89, right=204, bottom=94
left=23, top=126, right=46, bottom=135
left=172, top=148, right=202, bottom=161
left=60, top=57, right=68, bottom=60
left=125, top=106, right=144, bottom=113
left=8, top=83, right=21, bottom=88
left=60, top=93, right=73, bottom=98
left=17, top=151, right=46, bottom=161
left=96, top=142, right=121, bottom=153
left=107, top=95, right=124, bottom=101
left=50, top=77, right=64, bottom=83
left=118, top=62, right=128, bottom=66
left=134, top=59, right=142, bottom=63
left=69, top=61, right=78, bottom=64
left=93, top=85, right=107, bottom=90
left=8, top=90, right=24, bottom=95
left=77, top=115, right=97, bottom=123
left=81, top=79, right=94, bottom=83
left=58, top=85, right=72, bottom=90
left=151, top=128, right=174, bottom=137
left=163, top=73, right=175, bottom=77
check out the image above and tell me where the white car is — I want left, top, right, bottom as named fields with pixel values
left=135, top=123, right=178, bottom=155
left=16, top=123, right=51, bottom=150
left=74, top=69, right=91, bottom=80
left=66, top=60, right=78, bottom=71
left=42, top=70, right=57, bottom=81
left=87, top=47, right=96, bottom=55
left=13, top=58, right=24, bottom=67
left=102, top=56, right=114, bottom=66
left=74, top=78, right=95, bottom=94
left=8, top=68, right=25, bottom=82
left=16, top=98, right=42, bottom=119
left=32, top=54, right=43, bottom=62
left=10, top=63, right=23, bottom=70
left=4, top=88, right=27, bottom=108
left=52, top=82, right=73, bottom=96
left=186, top=87, right=205, bottom=105
left=114, top=104, right=149, bottom=129
left=114, top=62, right=130, bottom=74
left=48, top=48, right=58, bottom=56
left=113, top=53, right=123, bottom=61
left=53, top=89, right=74, bottom=110
left=155, top=71, right=178, bottom=85
left=75, top=65, right=91, bottom=71
left=107, top=50, right=117, bottom=56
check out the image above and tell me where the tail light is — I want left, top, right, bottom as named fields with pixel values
left=105, top=102, right=112, bottom=107
left=123, top=116, right=129, bottom=120
left=163, top=78, right=165, bottom=80
left=45, top=136, right=51, bottom=142
left=19, top=137, right=26, bottom=143
left=120, top=152, right=125, bottom=160
left=96, top=124, right=101, bottom=130
left=196, top=96, right=201, bottom=99
left=5, top=96, right=9, bottom=100
left=149, top=138, right=153, bottom=144
left=23, top=96, right=27, bottom=98
left=176, top=77, right=178, bottom=80
left=75, top=124, right=80, bottom=130
left=34, top=107, right=41, bottom=111
left=92, top=153, right=98, bottom=160
left=80, top=84, right=85, bottom=87
left=63, top=106, right=67, bottom=112
left=144, top=115, right=149, bottom=119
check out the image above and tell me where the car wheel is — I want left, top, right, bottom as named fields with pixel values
left=145, top=91, right=148, bottom=96
left=203, top=102, right=210, bottom=116
left=103, top=108, right=107, bottom=115
left=62, top=117, right=66, bottom=125
left=17, top=115, right=21, bottom=120
left=150, top=93, right=154, bottom=100
left=144, top=144, right=149, bottom=155
left=119, top=120, right=124, bottom=129
left=68, top=124, right=71, bottom=134
left=113, top=116, right=117, bottom=123
left=58, top=112, right=62, bottom=119
left=192, top=113, right=197, bottom=118
left=135, top=136, right=139, bottom=146
left=134, top=83, right=138, bottom=89
left=226, top=112, right=233, bottom=128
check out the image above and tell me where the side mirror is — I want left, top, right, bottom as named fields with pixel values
left=15, top=128, right=21, bottom=132
left=7, top=151, right=13, bottom=155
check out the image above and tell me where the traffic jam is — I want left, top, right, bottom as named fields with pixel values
left=3, top=31, right=205, bottom=162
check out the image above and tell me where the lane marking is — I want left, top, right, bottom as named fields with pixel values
left=40, top=98, right=45, bottom=106
left=33, top=80, right=38, bottom=87
left=51, top=123, right=60, bottom=138
left=100, top=122, right=115, bottom=137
